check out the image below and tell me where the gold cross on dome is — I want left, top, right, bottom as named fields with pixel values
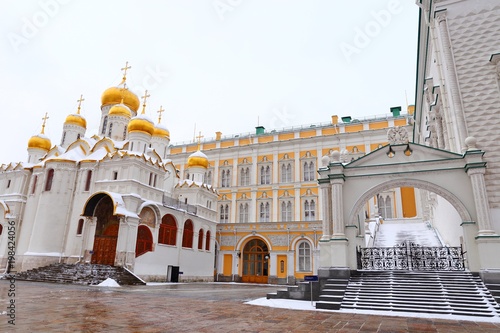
left=76, top=94, right=84, bottom=114
left=196, top=131, right=203, bottom=150
left=157, top=105, right=164, bottom=123
left=41, top=112, right=49, bottom=134
left=141, top=90, right=150, bottom=114
left=121, top=61, right=131, bottom=81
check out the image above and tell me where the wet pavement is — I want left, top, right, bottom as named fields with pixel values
left=1, top=280, right=500, bottom=332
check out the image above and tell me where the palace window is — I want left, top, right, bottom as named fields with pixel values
left=260, top=165, right=271, bottom=185
left=159, top=214, right=177, bottom=246
left=259, top=202, right=270, bottom=222
left=281, top=201, right=293, bottom=221
left=303, top=161, right=315, bottom=181
left=220, top=204, right=229, bottom=223
left=239, top=203, right=249, bottom=223
left=240, top=167, right=250, bottom=186
left=221, top=169, right=231, bottom=187
left=304, top=200, right=316, bottom=221
left=297, top=241, right=312, bottom=272
left=45, top=169, right=54, bottom=191
left=84, top=170, right=92, bottom=191
left=198, top=229, right=204, bottom=250
left=182, top=220, right=194, bottom=248
left=281, top=163, right=292, bottom=183
left=378, top=195, right=393, bottom=219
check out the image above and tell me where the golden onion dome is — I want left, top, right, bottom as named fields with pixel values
left=101, top=87, right=140, bottom=112
left=108, top=104, right=132, bottom=118
left=64, top=113, right=87, bottom=128
left=128, top=115, right=155, bottom=136
left=28, top=133, right=51, bottom=151
left=187, top=150, right=209, bottom=169
left=153, top=123, right=170, bottom=139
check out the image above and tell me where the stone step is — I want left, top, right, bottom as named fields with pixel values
left=15, top=263, right=145, bottom=285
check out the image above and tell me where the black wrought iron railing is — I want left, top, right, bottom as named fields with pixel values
left=357, top=242, right=465, bottom=271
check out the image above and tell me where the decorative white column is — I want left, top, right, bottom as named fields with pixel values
left=435, top=11, right=468, bottom=151
left=331, top=178, right=346, bottom=239
left=467, top=168, right=496, bottom=236
left=319, top=182, right=332, bottom=241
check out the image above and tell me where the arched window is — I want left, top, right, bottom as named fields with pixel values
left=304, top=161, right=315, bottom=181
left=281, top=201, right=292, bottom=221
left=159, top=214, right=177, bottom=245
left=221, top=169, right=231, bottom=187
left=259, top=202, right=270, bottom=222
left=84, top=170, right=92, bottom=192
left=45, top=169, right=54, bottom=191
left=205, top=230, right=211, bottom=251
left=135, top=225, right=153, bottom=257
left=281, top=163, right=292, bottom=182
left=61, top=131, right=66, bottom=146
left=297, top=241, right=311, bottom=271
left=304, top=200, right=316, bottom=221
left=0, top=224, right=3, bottom=236
left=260, top=165, right=271, bottom=184
left=240, top=167, right=250, bottom=186
left=76, top=219, right=84, bottom=235
left=239, top=203, right=249, bottom=223
left=31, top=175, right=38, bottom=195
left=206, top=171, right=212, bottom=185
left=198, top=229, right=204, bottom=250
left=220, top=204, right=229, bottom=223
left=182, top=220, right=194, bottom=248
left=379, top=195, right=393, bottom=219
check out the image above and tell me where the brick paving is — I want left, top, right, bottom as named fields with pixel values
left=1, top=280, right=500, bottom=332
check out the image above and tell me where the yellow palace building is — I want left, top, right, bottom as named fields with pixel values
left=168, top=109, right=416, bottom=284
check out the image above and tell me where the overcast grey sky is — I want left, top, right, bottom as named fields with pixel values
left=0, top=0, right=419, bottom=163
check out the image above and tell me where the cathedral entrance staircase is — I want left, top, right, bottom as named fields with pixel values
left=13, top=263, right=146, bottom=285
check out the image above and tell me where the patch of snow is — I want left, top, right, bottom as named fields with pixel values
left=96, top=278, right=120, bottom=287
left=245, top=298, right=500, bottom=323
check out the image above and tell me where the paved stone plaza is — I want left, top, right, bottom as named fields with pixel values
left=1, top=280, right=500, bottom=332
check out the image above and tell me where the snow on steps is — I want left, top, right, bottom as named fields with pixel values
left=317, top=271, right=500, bottom=318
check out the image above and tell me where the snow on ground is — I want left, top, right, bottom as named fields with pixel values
left=246, top=298, right=500, bottom=323
left=374, top=220, right=442, bottom=247
left=95, top=278, right=121, bottom=287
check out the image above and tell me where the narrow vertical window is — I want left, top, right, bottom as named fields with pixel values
left=76, top=219, right=84, bottom=235
left=31, top=175, right=38, bottom=194
left=113, top=171, right=118, bottom=180
left=198, top=229, right=204, bottom=250
left=45, top=169, right=54, bottom=191
left=84, top=170, right=92, bottom=191
left=101, top=116, right=108, bottom=135
left=205, top=230, right=211, bottom=251
left=6, top=180, right=11, bottom=188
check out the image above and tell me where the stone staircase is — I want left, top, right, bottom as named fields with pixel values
left=14, top=263, right=146, bottom=285
left=317, top=270, right=500, bottom=317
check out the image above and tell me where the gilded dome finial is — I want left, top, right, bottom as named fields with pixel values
left=41, top=112, right=49, bottom=134
left=196, top=131, right=203, bottom=151
left=119, top=61, right=131, bottom=86
left=141, top=90, right=150, bottom=115
left=76, top=94, right=84, bottom=115
left=157, top=105, right=164, bottom=123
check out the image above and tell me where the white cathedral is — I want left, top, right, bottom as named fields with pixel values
left=0, top=67, right=218, bottom=282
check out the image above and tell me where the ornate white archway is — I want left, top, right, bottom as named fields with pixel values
left=317, top=133, right=500, bottom=272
